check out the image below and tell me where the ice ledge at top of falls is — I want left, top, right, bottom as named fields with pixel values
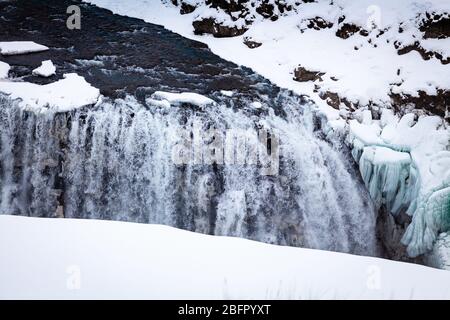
left=338, top=108, right=450, bottom=258
left=0, top=41, right=49, bottom=56
left=0, top=73, right=100, bottom=113
left=147, top=91, right=216, bottom=108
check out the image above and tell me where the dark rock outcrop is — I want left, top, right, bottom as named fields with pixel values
left=376, top=208, right=425, bottom=264
left=305, top=17, right=333, bottom=30
left=193, top=18, right=248, bottom=37
left=396, top=41, right=450, bottom=65
left=336, top=23, right=368, bottom=39
left=314, top=85, right=449, bottom=120
left=293, top=66, right=325, bottom=82
left=171, top=0, right=197, bottom=14
left=420, top=15, right=450, bottom=39
left=180, top=2, right=197, bottom=14
left=390, top=89, right=449, bottom=119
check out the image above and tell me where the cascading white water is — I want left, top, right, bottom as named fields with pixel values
left=0, top=92, right=378, bottom=256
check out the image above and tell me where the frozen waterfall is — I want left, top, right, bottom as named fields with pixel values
left=0, top=92, right=377, bottom=255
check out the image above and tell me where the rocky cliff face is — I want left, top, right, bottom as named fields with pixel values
left=171, top=0, right=301, bottom=37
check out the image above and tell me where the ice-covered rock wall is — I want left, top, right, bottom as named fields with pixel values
left=346, top=109, right=450, bottom=258
left=0, top=92, right=378, bottom=256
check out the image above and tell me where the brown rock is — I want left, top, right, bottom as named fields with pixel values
left=305, top=17, right=333, bottom=30
left=336, top=23, right=366, bottom=39
left=397, top=41, right=449, bottom=64
left=420, top=15, right=450, bottom=39
left=180, top=2, right=196, bottom=14
left=293, top=66, right=325, bottom=82
left=193, top=18, right=248, bottom=38
left=390, top=89, right=449, bottom=119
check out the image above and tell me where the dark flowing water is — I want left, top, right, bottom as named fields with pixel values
left=0, top=0, right=379, bottom=256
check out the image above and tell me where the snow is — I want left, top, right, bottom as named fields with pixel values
left=149, top=91, right=215, bottom=107
left=220, top=90, right=234, bottom=97
left=1, top=215, right=450, bottom=299
left=32, top=60, right=56, bottom=77
left=0, top=41, right=49, bottom=55
left=0, top=61, right=9, bottom=78
left=0, top=73, right=100, bottom=113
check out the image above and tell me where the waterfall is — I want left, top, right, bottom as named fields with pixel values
left=0, top=91, right=377, bottom=256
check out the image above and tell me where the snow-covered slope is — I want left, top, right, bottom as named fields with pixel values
left=83, top=0, right=450, bottom=117
left=1, top=215, right=450, bottom=299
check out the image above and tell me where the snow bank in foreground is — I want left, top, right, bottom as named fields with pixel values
left=32, top=60, right=56, bottom=77
left=0, top=61, right=9, bottom=79
left=0, top=41, right=49, bottom=55
left=1, top=215, right=450, bottom=299
left=0, top=73, right=100, bottom=112
left=347, top=111, right=450, bottom=257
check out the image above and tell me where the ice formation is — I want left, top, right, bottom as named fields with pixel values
left=426, top=232, right=450, bottom=270
left=358, top=146, right=417, bottom=216
left=348, top=110, right=450, bottom=257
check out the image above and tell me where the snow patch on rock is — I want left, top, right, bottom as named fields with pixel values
left=0, top=73, right=100, bottom=113
left=0, top=61, right=10, bottom=79
left=0, top=41, right=49, bottom=55
left=32, top=60, right=56, bottom=77
left=148, top=91, right=215, bottom=107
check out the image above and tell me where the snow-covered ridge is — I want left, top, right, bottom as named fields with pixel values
left=1, top=215, right=450, bottom=299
